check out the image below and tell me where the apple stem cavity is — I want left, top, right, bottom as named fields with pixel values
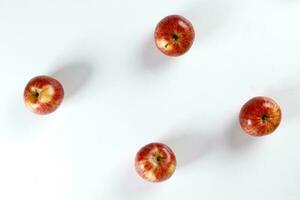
left=33, top=92, right=39, bottom=98
left=262, top=114, right=270, bottom=123
left=172, top=33, right=179, bottom=41
left=156, top=155, right=162, bottom=162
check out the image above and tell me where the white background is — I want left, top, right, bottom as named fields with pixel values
left=0, top=0, right=300, bottom=199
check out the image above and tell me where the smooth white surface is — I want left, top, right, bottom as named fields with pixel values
left=0, top=0, right=300, bottom=199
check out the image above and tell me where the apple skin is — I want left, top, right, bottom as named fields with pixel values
left=239, top=96, right=282, bottom=136
left=135, top=142, right=176, bottom=182
left=154, top=15, right=195, bottom=57
left=23, top=75, right=64, bottom=115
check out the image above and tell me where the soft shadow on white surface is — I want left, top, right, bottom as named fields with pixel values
left=50, top=60, right=94, bottom=100
left=162, top=131, right=212, bottom=169
left=221, top=118, right=257, bottom=153
left=183, top=0, right=232, bottom=41
left=140, top=34, right=172, bottom=69
left=161, top=116, right=259, bottom=166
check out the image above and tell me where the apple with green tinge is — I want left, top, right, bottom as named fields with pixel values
left=135, top=143, right=176, bottom=182
left=239, top=96, right=282, bottom=136
left=24, top=75, right=64, bottom=115
left=154, top=15, right=195, bottom=57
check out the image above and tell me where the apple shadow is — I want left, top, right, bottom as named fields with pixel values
left=182, top=0, right=232, bottom=41
left=221, top=117, right=257, bottom=154
left=50, top=61, right=93, bottom=101
left=117, top=162, right=157, bottom=199
left=161, top=131, right=212, bottom=169
left=140, top=34, right=173, bottom=69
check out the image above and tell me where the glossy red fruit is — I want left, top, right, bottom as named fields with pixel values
left=154, top=15, right=195, bottom=57
left=23, top=75, right=64, bottom=115
left=239, top=96, right=282, bottom=136
left=135, top=143, right=176, bottom=182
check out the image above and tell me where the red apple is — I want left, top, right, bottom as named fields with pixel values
left=239, top=96, right=282, bottom=136
left=24, top=75, right=64, bottom=115
left=135, top=142, right=176, bottom=182
left=154, top=15, right=195, bottom=57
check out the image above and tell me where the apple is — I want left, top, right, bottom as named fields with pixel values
left=135, top=142, right=176, bottom=182
left=23, top=75, right=64, bottom=115
left=154, top=15, right=195, bottom=57
left=239, top=96, right=282, bottom=136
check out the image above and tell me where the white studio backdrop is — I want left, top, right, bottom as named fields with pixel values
left=0, top=0, right=300, bottom=200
